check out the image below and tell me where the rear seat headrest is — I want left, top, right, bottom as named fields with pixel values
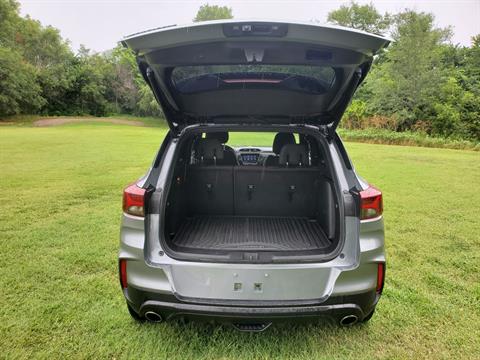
left=197, top=138, right=224, bottom=160
left=206, top=131, right=229, bottom=144
left=272, top=133, right=295, bottom=154
left=279, top=144, right=308, bottom=167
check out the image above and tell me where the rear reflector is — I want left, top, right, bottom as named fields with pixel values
left=123, top=184, right=146, bottom=217
left=119, top=259, right=127, bottom=289
left=376, top=263, right=385, bottom=294
left=360, top=186, right=383, bottom=220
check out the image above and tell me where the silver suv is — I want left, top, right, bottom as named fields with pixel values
left=119, top=20, right=388, bottom=330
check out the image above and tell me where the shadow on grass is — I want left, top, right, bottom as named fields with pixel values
left=129, top=316, right=369, bottom=358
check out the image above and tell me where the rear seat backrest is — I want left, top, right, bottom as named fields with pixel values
left=187, top=165, right=234, bottom=215
left=205, top=132, right=238, bottom=165
left=187, top=164, right=327, bottom=219
left=264, top=133, right=295, bottom=167
left=234, top=167, right=319, bottom=217
left=279, top=144, right=308, bottom=167
left=187, top=138, right=234, bottom=216
left=187, top=138, right=324, bottom=218
left=196, top=138, right=224, bottom=165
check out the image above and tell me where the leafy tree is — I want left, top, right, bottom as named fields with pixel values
left=451, top=36, right=480, bottom=139
left=334, top=3, right=479, bottom=141
left=73, top=46, right=110, bottom=116
left=104, top=46, right=139, bottom=114
left=136, top=83, right=162, bottom=117
left=193, top=4, right=233, bottom=22
left=104, top=45, right=162, bottom=116
left=37, top=59, right=78, bottom=115
left=342, top=99, right=368, bottom=129
left=0, top=48, right=44, bottom=116
left=363, top=11, right=452, bottom=130
left=0, top=0, right=20, bottom=48
left=1, top=0, right=71, bottom=67
left=18, top=19, right=72, bottom=68
left=463, top=35, right=480, bottom=86
left=0, top=0, right=478, bottom=141
left=327, top=1, right=391, bottom=35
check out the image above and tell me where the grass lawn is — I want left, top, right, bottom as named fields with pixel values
left=0, top=123, right=479, bottom=359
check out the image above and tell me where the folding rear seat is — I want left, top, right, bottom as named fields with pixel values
left=234, top=144, right=319, bottom=217
left=187, top=138, right=234, bottom=215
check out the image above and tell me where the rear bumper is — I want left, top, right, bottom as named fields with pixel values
left=119, top=209, right=385, bottom=324
left=125, top=286, right=379, bottom=323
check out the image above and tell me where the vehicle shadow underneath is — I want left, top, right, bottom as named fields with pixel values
left=138, top=316, right=370, bottom=358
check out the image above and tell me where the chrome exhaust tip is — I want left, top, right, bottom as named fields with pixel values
left=144, top=311, right=163, bottom=322
left=340, top=315, right=358, bottom=326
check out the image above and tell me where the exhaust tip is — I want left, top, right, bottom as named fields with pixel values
left=144, top=311, right=163, bottom=322
left=340, top=315, right=358, bottom=326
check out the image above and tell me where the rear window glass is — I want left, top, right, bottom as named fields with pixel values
left=171, top=65, right=336, bottom=94
left=204, top=132, right=301, bottom=147
left=228, top=132, right=287, bottom=147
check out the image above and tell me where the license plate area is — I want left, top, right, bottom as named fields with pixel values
left=170, top=265, right=338, bottom=301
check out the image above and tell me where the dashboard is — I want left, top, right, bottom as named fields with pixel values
left=235, top=147, right=273, bottom=166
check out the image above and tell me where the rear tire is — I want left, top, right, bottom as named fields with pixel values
left=127, top=304, right=145, bottom=322
left=361, top=308, right=376, bottom=323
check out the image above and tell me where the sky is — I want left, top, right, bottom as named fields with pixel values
left=18, top=0, right=480, bottom=53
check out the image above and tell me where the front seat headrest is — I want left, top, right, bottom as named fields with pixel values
left=206, top=131, right=229, bottom=144
left=197, top=138, right=224, bottom=161
left=272, top=133, right=295, bottom=154
left=279, top=144, right=308, bottom=166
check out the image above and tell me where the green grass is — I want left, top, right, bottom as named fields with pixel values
left=338, top=128, right=480, bottom=151
left=0, top=123, right=479, bottom=359
left=2, top=114, right=478, bottom=151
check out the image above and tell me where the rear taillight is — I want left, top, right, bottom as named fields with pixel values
left=123, top=184, right=146, bottom=217
left=360, top=186, right=383, bottom=220
left=376, top=263, right=385, bottom=294
left=119, top=259, right=127, bottom=289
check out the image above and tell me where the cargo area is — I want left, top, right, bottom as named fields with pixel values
left=172, top=216, right=331, bottom=251
left=162, top=131, right=341, bottom=261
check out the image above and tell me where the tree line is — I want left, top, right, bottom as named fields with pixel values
left=0, top=0, right=161, bottom=118
left=329, top=2, right=480, bottom=141
left=0, top=1, right=478, bottom=141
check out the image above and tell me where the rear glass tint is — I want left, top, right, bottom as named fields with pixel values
left=171, top=65, right=336, bottom=94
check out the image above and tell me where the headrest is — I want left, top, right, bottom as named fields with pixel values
left=272, top=133, right=295, bottom=154
left=206, top=131, right=229, bottom=144
left=196, top=138, right=224, bottom=160
left=279, top=144, right=308, bottom=166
